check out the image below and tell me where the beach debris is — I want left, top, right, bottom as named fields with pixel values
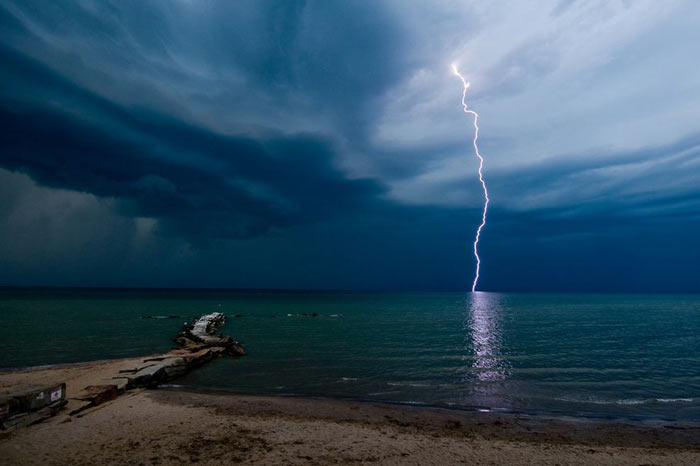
left=0, top=383, right=66, bottom=431
left=75, top=385, right=120, bottom=406
left=70, top=312, right=245, bottom=416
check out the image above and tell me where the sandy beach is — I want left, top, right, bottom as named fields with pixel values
left=1, top=359, right=700, bottom=465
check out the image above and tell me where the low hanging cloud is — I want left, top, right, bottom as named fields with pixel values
left=0, top=45, right=387, bottom=240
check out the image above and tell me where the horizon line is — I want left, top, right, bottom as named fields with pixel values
left=0, top=285, right=698, bottom=295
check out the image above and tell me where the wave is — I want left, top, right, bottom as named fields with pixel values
left=555, top=397, right=694, bottom=406
left=387, top=382, right=432, bottom=387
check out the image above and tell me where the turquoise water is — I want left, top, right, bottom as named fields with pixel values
left=2, top=288, right=700, bottom=420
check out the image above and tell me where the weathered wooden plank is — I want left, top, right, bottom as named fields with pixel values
left=123, top=364, right=166, bottom=388
left=76, top=385, right=120, bottom=405
left=0, top=384, right=66, bottom=430
left=1, top=400, right=66, bottom=431
left=106, top=377, right=130, bottom=392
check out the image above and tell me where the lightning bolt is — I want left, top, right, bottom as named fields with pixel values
left=452, top=63, right=490, bottom=292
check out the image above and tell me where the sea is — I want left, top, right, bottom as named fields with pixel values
left=2, top=288, right=700, bottom=421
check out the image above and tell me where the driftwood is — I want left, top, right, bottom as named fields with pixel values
left=70, top=313, right=245, bottom=415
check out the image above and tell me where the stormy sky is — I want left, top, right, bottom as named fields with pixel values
left=1, top=0, right=699, bottom=292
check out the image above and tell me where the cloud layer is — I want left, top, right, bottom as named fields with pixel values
left=1, top=0, right=698, bottom=291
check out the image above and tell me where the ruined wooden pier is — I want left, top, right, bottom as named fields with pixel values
left=71, top=312, right=245, bottom=414
left=1, top=312, right=245, bottom=429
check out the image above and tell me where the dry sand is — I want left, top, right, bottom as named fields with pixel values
left=2, top=360, right=700, bottom=465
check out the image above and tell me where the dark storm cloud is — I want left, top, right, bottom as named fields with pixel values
left=0, top=1, right=407, bottom=137
left=0, top=0, right=413, bottom=241
left=0, top=45, right=385, bottom=239
left=0, top=0, right=698, bottom=292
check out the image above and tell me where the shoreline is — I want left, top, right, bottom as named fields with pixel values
left=3, top=356, right=700, bottom=426
left=2, top=359, right=700, bottom=464
left=155, top=390, right=700, bottom=448
left=168, top=385, right=700, bottom=425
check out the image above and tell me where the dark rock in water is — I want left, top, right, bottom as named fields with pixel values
left=311, top=312, right=319, bottom=317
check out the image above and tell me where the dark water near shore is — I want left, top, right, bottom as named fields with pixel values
left=2, top=288, right=700, bottom=420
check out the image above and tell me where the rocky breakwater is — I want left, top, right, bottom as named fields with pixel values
left=71, top=312, right=245, bottom=415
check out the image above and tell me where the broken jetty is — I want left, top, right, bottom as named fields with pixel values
left=71, top=312, right=246, bottom=414
left=1, top=312, right=245, bottom=430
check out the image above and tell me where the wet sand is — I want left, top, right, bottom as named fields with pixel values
left=2, top=360, right=700, bottom=465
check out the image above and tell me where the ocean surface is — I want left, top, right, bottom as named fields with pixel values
left=2, top=288, right=700, bottom=420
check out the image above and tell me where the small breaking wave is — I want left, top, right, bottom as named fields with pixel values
left=555, top=397, right=694, bottom=406
left=387, top=382, right=432, bottom=388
